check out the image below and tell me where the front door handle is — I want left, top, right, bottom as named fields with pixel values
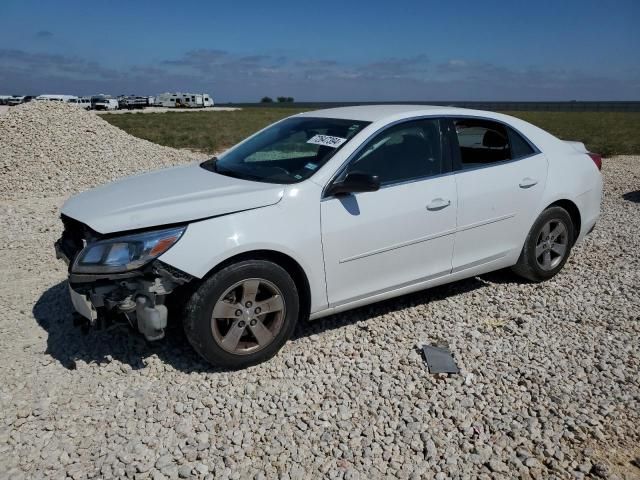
left=519, top=177, right=538, bottom=189
left=426, top=198, right=451, bottom=211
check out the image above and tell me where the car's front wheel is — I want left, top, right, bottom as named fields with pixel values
left=183, top=259, right=299, bottom=368
left=512, top=206, right=575, bottom=282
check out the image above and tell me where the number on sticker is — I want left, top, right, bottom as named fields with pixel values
left=307, top=134, right=347, bottom=148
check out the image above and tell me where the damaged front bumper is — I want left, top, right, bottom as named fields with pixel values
left=55, top=227, right=193, bottom=341
left=66, top=261, right=192, bottom=341
left=68, top=284, right=98, bottom=323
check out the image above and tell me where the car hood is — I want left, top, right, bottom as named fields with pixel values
left=61, top=162, right=284, bottom=233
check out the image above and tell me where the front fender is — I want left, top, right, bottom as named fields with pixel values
left=158, top=195, right=328, bottom=313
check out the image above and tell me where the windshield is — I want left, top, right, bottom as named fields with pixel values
left=202, top=117, right=370, bottom=184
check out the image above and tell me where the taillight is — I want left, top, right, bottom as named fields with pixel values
left=588, top=152, right=602, bottom=170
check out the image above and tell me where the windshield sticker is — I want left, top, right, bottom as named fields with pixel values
left=307, top=134, right=347, bottom=148
left=304, top=162, right=318, bottom=170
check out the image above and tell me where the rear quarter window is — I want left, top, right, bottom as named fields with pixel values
left=508, top=128, right=536, bottom=159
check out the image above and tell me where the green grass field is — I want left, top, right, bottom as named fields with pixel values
left=102, top=108, right=640, bottom=157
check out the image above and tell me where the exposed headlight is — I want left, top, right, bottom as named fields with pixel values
left=72, top=226, right=186, bottom=274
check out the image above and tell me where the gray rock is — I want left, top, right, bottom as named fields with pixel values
left=155, top=455, right=174, bottom=470
left=178, top=464, right=192, bottom=478
left=591, top=463, right=611, bottom=478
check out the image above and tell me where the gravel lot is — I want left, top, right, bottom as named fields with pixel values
left=0, top=103, right=638, bottom=479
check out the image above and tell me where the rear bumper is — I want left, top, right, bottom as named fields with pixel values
left=574, top=182, right=603, bottom=244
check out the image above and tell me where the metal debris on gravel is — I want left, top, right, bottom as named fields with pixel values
left=0, top=101, right=638, bottom=479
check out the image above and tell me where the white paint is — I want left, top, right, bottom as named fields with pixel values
left=61, top=104, right=603, bottom=317
left=62, top=162, right=284, bottom=233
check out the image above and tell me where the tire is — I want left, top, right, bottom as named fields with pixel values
left=183, top=260, right=299, bottom=368
left=512, top=206, right=575, bottom=282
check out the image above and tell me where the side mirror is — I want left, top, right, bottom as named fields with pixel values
left=326, top=171, right=380, bottom=197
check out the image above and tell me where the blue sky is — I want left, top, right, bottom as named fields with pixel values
left=1, top=0, right=638, bottom=101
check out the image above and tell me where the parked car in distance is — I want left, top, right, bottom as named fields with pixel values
left=91, top=98, right=120, bottom=110
left=7, top=96, right=26, bottom=106
left=80, top=97, right=92, bottom=110
left=66, top=97, right=91, bottom=109
left=55, top=105, right=603, bottom=368
left=93, top=98, right=119, bottom=111
left=118, top=96, right=148, bottom=110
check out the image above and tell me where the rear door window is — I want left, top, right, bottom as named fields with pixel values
left=452, top=118, right=536, bottom=169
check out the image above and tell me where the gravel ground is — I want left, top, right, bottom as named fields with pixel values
left=0, top=103, right=638, bottom=479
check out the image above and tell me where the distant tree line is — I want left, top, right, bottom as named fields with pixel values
left=260, top=96, right=294, bottom=103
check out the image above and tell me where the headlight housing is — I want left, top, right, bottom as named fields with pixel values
left=72, top=226, right=186, bottom=274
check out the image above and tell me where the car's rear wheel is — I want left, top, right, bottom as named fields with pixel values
left=512, top=206, right=575, bottom=282
left=183, top=260, right=299, bottom=368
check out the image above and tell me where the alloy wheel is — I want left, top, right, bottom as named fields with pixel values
left=211, top=278, right=286, bottom=355
left=535, top=219, right=569, bottom=271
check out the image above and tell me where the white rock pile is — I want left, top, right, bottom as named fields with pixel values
left=0, top=101, right=203, bottom=200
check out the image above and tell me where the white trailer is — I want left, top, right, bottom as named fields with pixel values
left=155, top=92, right=214, bottom=108
left=155, top=93, right=179, bottom=107
left=36, top=94, right=79, bottom=103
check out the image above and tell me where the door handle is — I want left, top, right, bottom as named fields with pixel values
left=519, top=177, right=538, bottom=189
left=426, top=198, right=451, bottom=211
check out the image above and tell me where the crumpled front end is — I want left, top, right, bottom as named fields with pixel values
left=55, top=215, right=194, bottom=340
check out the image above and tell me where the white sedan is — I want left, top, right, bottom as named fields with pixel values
left=56, top=105, right=603, bottom=368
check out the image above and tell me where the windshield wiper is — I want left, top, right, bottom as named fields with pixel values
left=200, top=157, right=265, bottom=182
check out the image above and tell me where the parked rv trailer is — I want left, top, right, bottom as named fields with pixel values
left=36, top=95, right=80, bottom=104
left=155, top=92, right=214, bottom=108
left=155, top=93, right=180, bottom=107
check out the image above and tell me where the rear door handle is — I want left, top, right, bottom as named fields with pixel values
left=426, top=198, right=451, bottom=211
left=519, top=178, right=538, bottom=189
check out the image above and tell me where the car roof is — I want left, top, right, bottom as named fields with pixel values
left=296, top=104, right=481, bottom=122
